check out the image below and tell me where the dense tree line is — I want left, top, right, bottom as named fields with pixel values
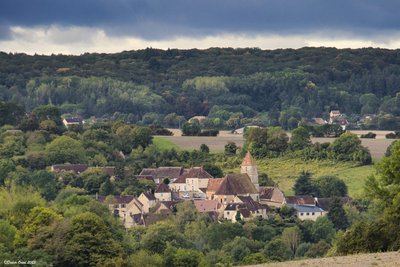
left=2, top=47, right=400, bottom=129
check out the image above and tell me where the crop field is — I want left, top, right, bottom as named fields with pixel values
left=160, top=129, right=394, bottom=159
left=246, top=251, right=400, bottom=267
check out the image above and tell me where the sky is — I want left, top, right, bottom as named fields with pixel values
left=1, top=0, right=400, bottom=55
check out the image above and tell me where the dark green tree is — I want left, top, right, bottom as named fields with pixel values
left=327, top=197, right=349, bottom=230
left=293, top=171, right=316, bottom=196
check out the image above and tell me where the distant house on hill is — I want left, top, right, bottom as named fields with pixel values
left=329, top=110, right=349, bottom=130
left=62, top=117, right=83, bottom=127
left=138, top=167, right=186, bottom=184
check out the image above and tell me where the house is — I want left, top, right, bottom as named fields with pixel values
left=169, top=167, right=213, bottom=198
left=62, top=117, right=83, bottom=127
left=206, top=178, right=224, bottom=200
left=95, top=195, right=144, bottom=228
left=153, top=200, right=181, bottom=214
left=329, top=110, right=341, bottom=121
left=259, top=187, right=285, bottom=207
left=138, top=191, right=157, bottom=213
left=285, top=196, right=317, bottom=206
left=138, top=167, right=186, bottom=184
left=329, top=110, right=349, bottom=130
left=288, top=204, right=326, bottom=221
left=214, top=173, right=259, bottom=204
left=223, top=196, right=269, bottom=223
left=154, top=183, right=172, bottom=201
left=51, top=164, right=89, bottom=174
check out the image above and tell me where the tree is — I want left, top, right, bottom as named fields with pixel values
left=127, top=250, right=163, bottom=267
left=304, top=240, right=330, bottom=258
left=63, top=212, right=122, bottom=266
left=80, top=169, right=109, bottom=194
left=203, top=164, right=223, bottom=178
left=259, top=173, right=275, bottom=186
left=311, top=216, right=336, bottom=243
left=99, top=178, right=114, bottom=196
left=281, top=226, right=301, bottom=255
left=199, top=144, right=209, bottom=153
left=0, top=220, right=17, bottom=251
left=33, top=105, right=62, bottom=125
left=0, top=159, right=15, bottom=185
left=224, top=141, right=238, bottom=155
left=173, top=248, right=204, bottom=267
left=293, top=171, right=316, bottom=196
left=46, top=136, right=86, bottom=164
left=313, top=176, right=347, bottom=197
left=27, top=170, right=59, bottom=201
left=264, top=239, right=292, bottom=261
left=14, top=207, right=63, bottom=247
left=327, top=197, right=349, bottom=230
left=181, top=122, right=201, bottom=136
left=329, top=132, right=371, bottom=164
left=290, top=126, right=311, bottom=150
left=141, top=221, right=189, bottom=254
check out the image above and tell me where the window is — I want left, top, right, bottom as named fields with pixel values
left=306, top=212, right=310, bottom=216
left=227, top=212, right=230, bottom=215
left=121, top=204, right=125, bottom=208
left=300, top=213, right=304, bottom=216
left=312, top=212, right=315, bottom=215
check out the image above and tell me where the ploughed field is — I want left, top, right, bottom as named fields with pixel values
left=157, top=129, right=394, bottom=159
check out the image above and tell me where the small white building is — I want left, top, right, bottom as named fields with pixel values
left=288, top=204, right=326, bottom=221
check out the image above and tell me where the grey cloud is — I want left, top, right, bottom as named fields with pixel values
left=1, top=0, right=400, bottom=40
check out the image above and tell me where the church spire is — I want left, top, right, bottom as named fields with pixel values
left=242, top=151, right=255, bottom=167
left=241, top=151, right=259, bottom=191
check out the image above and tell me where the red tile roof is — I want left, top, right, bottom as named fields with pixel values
left=241, top=151, right=255, bottom=166
left=52, top=164, right=89, bottom=174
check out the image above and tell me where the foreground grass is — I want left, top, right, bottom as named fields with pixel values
left=152, top=136, right=181, bottom=150
left=221, top=157, right=375, bottom=197
left=245, top=251, right=400, bottom=267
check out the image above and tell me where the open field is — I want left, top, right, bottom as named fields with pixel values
left=162, top=129, right=394, bottom=159
left=246, top=251, right=400, bottom=267
left=219, top=157, right=374, bottom=197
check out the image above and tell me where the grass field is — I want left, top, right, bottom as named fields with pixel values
left=246, top=251, right=400, bottom=267
left=219, top=157, right=374, bottom=197
left=152, top=136, right=181, bottom=150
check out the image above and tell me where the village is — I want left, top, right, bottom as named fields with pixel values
left=51, top=151, right=350, bottom=228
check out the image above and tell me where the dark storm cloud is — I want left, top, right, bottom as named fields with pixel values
left=0, top=0, right=399, bottom=39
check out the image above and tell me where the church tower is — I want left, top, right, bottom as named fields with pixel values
left=241, top=151, right=259, bottom=190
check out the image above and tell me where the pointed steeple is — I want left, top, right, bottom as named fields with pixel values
left=241, top=151, right=259, bottom=191
left=241, top=151, right=255, bottom=167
